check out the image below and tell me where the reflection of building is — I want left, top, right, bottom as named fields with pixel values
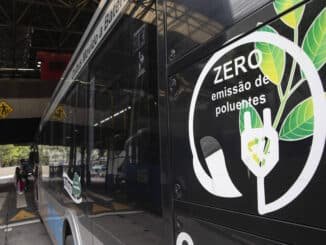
left=39, top=146, right=69, bottom=178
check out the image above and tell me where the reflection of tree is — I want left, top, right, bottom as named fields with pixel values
left=38, top=145, right=69, bottom=166
left=0, top=145, right=30, bottom=167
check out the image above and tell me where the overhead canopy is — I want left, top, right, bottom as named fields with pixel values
left=0, top=78, right=56, bottom=144
left=0, top=0, right=99, bottom=144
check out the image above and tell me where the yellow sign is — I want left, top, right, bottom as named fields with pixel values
left=52, top=105, right=66, bottom=121
left=0, top=101, right=13, bottom=119
left=10, top=209, right=36, bottom=222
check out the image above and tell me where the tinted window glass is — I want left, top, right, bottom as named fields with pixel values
left=166, top=0, right=272, bottom=61
left=87, top=3, right=164, bottom=244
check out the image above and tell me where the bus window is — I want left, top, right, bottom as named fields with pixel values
left=166, top=0, right=272, bottom=62
left=85, top=4, right=163, bottom=244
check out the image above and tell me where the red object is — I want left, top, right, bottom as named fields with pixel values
left=37, top=51, right=72, bottom=81
left=17, top=179, right=25, bottom=193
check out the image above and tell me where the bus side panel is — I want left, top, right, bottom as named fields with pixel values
left=165, top=0, right=273, bottom=62
left=165, top=0, right=305, bottom=63
left=167, top=0, right=326, bottom=244
left=38, top=181, right=65, bottom=245
left=37, top=136, right=66, bottom=245
left=37, top=80, right=93, bottom=245
left=175, top=215, right=284, bottom=245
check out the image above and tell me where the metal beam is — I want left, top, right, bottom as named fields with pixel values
left=46, top=0, right=63, bottom=28
left=56, top=0, right=71, bottom=8
left=59, top=0, right=88, bottom=47
left=16, top=0, right=33, bottom=24
left=12, top=0, right=17, bottom=70
left=0, top=4, right=11, bottom=22
left=0, top=0, right=97, bottom=71
left=0, top=24, right=83, bottom=35
left=65, top=3, right=86, bottom=29
left=59, top=33, right=72, bottom=47
left=15, top=0, right=96, bottom=12
left=77, top=0, right=90, bottom=9
left=33, top=26, right=83, bottom=35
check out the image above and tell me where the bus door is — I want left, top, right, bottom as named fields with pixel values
left=165, top=0, right=326, bottom=244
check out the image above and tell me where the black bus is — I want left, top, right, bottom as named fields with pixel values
left=36, top=0, right=326, bottom=244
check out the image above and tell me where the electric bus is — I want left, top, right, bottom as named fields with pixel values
left=36, top=0, right=326, bottom=244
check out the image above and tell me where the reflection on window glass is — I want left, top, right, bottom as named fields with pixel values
left=39, top=144, right=69, bottom=180
left=166, top=0, right=271, bottom=59
left=39, top=78, right=89, bottom=202
left=89, top=27, right=161, bottom=210
left=86, top=4, right=164, bottom=244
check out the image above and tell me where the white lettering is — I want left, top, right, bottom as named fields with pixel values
left=234, top=56, right=247, bottom=76
left=248, top=49, right=262, bottom=69
left=213, top=49, right=263, bottom=84
left=223, top=61, right=234, bottom=81
left=213, top=66, right=223, bottom=84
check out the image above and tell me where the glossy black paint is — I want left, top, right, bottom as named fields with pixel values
left=37, top=0, right=326, bottom=244
left=157, top=0, right=175, bottom=244
left=167, top=0, right=307, bottom=75
left=158, top=0, right=326, bottom=244
left=165, top=0, right=274, bottom=63
left=175, top=214, right=286, bottom=245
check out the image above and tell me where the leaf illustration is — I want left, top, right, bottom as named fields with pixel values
left=302, top=8, right=326, bottom=74
left=239, top=103, right=263, bottom=133
left=279, top=97, right=314, bottom=141
left=255, top=25, right=286, bottom=85
left=274, top=0, right=305, bottom=29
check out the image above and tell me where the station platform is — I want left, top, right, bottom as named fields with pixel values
left=0, top=181, right=52, bottom=245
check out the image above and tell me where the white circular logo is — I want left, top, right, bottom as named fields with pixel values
left=176, top=232, right=194, bottom=245
left=188, top=31, right=326, bottom=215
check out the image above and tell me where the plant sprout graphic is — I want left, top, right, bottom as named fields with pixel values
left=239, top=2, right=326, bottom=214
